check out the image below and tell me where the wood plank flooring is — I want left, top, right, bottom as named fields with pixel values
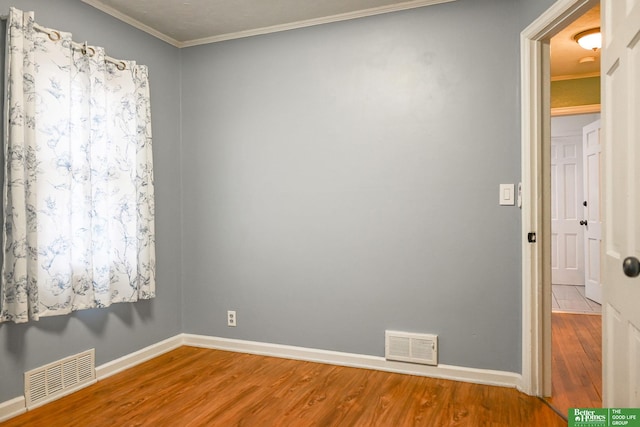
left=546, top=312, right=602, bottom=417
left=1, top=346, right=565, bottom=426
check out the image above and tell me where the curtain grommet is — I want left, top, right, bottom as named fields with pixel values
left=81, top=42, right=96, bottom=57
left=48, top=30, right=61, bottom=42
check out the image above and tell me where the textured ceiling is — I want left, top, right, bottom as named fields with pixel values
left=81, top=0, right=454, bottom=47
left=550, top=4, right=600, bottom=79
left=81, top=0, right=599, bottom=79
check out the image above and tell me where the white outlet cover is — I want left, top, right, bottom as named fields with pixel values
left=227, top=310, right=236, bottom=326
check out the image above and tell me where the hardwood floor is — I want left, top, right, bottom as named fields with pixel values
left=1, top=346, right=565, bottom=426
left=546, top=312, right=602, bottom=417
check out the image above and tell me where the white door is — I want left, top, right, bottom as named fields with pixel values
left=583, top=120, right=602, bottom=304
left=602, top=0, right=640, bottom=407
left=551, top=132, right=584, bottom=285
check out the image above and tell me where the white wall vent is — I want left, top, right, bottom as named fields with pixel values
left=24, top=349, right=96, bottom=409
left=385, top=331, right=438, bottom=366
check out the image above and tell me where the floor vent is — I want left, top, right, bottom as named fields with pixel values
left=25, top=349, right=96, bottom=409
left=385, top=331, right=438, bottom=366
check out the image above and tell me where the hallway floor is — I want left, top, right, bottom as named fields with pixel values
left=547, top=312, right=602, bottom=418
left=552, top=284, right=601, bottom=314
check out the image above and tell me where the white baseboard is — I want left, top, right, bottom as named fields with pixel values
left=26, top=379, right=98, bottom=411
left=1, top=336, right=184, bottom=422
left=96, top=335, right=184, bottom=380
left=1, top=333, right=523, bottom=423
left=0, top=396, right=26, bottom=423
left=182, top=334, right=522, bottom=389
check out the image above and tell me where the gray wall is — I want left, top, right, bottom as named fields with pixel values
left=0, top=0, right=182, bottom=402
left=0, top=0, right=559, bottom=405
left=181, top=0, right=533, bottom=373
left=519, top=0, right=557, bottom=30
left=552, top=114, right=601, bottom=137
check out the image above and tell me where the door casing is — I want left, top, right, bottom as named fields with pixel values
left=520, top=0, right=600, bottom=396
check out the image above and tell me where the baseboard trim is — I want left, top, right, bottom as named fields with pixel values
left=0, top=396, right=26, bottom=423
left=182, top=334, right=522, bottom=389
left=26, top=380, right=98, bottom=411
left=96, top=335, right=184, bottom=380
left=1, top=333, right=523, bottom=422
left=1, top=336, right=184, bottom=422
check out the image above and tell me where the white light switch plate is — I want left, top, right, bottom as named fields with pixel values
left=499, top=184, right=515, bottom=206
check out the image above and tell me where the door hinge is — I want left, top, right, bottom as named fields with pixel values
left=527, top=232, right=537, bottom=243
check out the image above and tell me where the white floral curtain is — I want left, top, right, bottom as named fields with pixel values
left=1, top=7, right=156, bottom=323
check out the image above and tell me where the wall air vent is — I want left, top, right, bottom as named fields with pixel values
left=24, top=349, right=96, bottom=409
left=385, top=331, right=438, bottom=366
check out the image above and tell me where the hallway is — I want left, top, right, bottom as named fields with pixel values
left=552, top=284, right=601, bottom=314
left=546, top=312, right=602, bottom=418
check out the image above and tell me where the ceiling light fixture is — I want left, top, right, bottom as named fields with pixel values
left=574, top=28, right=602, bottom=51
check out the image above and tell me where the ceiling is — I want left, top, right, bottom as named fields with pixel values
left=81, top=0, right=454, bottom=47
left=81, top=0, right=599, bottom=79
left=550, top=4, right=600, bottom=79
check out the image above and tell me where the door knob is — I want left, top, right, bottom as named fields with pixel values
left=623, top=256, right=640, bottom=278
left=579, top=220, right=588, bottom=226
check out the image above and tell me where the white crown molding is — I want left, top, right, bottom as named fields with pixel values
left=551, top=103, right=600, bottom=116
left=81, top=0, right=182, bottom=47
left=182, top=334, right=522, bottom=389
left=551, top=71, right=601, bottom=81
left=181, top=0, right=455, bottom=47
left=82, top=0, right=455, bottom=48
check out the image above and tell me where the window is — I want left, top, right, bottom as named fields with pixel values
left=0, top=7, right=155, bottom=323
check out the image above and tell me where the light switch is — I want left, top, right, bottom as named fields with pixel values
left=499, top=184, right=515, bottom=206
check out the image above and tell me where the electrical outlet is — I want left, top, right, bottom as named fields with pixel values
left=227, top=310, right=236, bottom=327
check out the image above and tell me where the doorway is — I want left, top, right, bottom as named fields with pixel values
left=547, top=4, right=602, bottom=415
left=550, top=113, right=601, bottom=314
left=519, top=0, right=602, bottom=402
left=548, top=113, right=603, bottom=416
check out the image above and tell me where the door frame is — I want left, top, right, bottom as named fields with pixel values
left=520, top=0, right=599, bottom=396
